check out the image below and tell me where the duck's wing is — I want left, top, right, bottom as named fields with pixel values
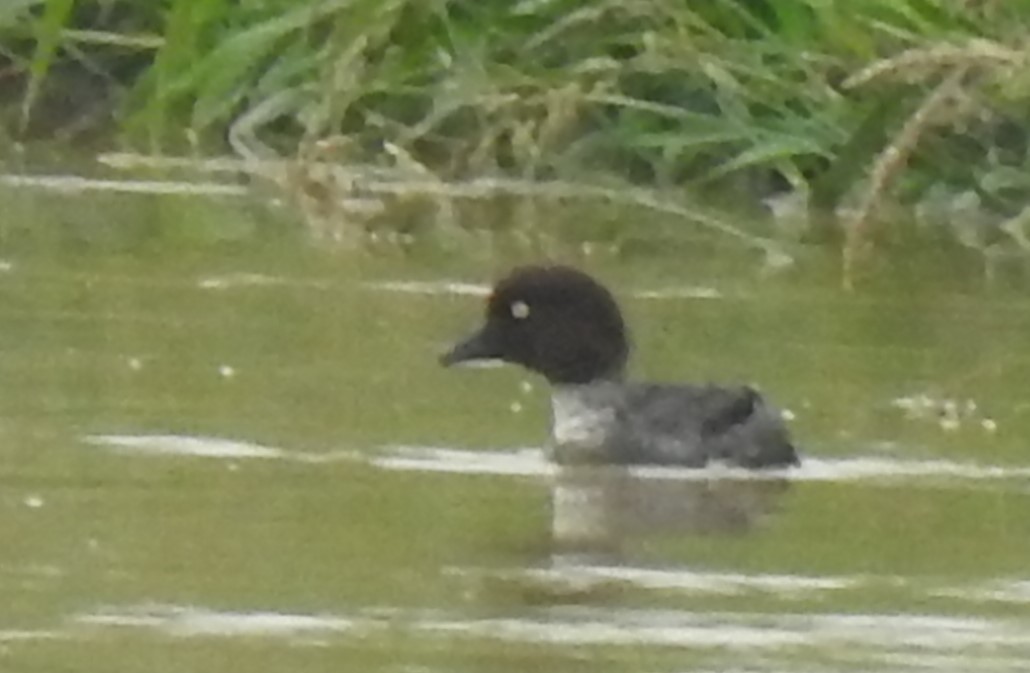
left=617, top=383, right=799, bottom=468
left=700, top=385, right=799, bottom=468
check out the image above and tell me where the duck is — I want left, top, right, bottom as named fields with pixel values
left=440, top=265, right=799, bottom=468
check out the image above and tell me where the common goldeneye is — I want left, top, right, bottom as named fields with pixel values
left=440, top=265, right=799, bottom=468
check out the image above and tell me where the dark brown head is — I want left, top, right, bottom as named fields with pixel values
left=440, top=265, right=628, bottom=384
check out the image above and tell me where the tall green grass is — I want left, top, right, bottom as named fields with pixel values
left=5, top=1, right=1030, bottom=271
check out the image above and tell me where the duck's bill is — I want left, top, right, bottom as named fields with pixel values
left=440, top=327, right=502, bottom=366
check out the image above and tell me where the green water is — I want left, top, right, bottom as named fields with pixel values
left=0, top=186, right=1029, bottom=672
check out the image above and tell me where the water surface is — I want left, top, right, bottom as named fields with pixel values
left=0, top=185, right=1029, bottom=672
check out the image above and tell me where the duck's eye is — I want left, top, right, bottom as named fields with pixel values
left=510, top=300, right=530, bottom=320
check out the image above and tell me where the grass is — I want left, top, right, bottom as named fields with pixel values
left=4, top=1, right=1030, bottom=280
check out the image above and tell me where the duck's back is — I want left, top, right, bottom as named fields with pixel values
left=552, top=381, right=799, bottom=468
left=618, top=382, right=798, bottom=468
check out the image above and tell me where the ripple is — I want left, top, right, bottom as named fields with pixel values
left=74, top=602, right=1030, bottom=656
left=83, top=434, right=288, bottom=460
left=370, top=445, right=549, bottom=476
left=362, top=280, right=722, bottom=300
left=450, top=564, right=855, bottom=597
left=371, top=445, right=1030, bottom=486
left=78, top=604, right=355, bottom=637
left=79, top=436, right=1030, bottom=488
left=362, top=280, right=489, bottom=296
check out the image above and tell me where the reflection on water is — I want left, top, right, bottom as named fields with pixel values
left=550, top=465, right=790, bottom=559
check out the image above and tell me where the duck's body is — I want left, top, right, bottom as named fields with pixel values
left=551, top=381, right=796, bottom=467
left=441, top=265, right=799, bottom=469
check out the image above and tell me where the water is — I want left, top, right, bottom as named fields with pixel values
left=1, top=186, right=1029, bottom=672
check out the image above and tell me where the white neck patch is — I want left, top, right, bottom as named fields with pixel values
left=550, top=383, right=620, bottom=446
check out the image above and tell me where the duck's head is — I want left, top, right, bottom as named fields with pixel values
left=441, top=265, right=628, bottom=385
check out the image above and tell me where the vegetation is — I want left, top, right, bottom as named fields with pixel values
left=3, top=1, right=1030, bottom=279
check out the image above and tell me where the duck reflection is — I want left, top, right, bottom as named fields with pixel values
left=550, top=464, right=792, bottom=561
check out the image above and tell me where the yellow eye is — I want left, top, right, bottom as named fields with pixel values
left=511, top=300, right=530, bottom=320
